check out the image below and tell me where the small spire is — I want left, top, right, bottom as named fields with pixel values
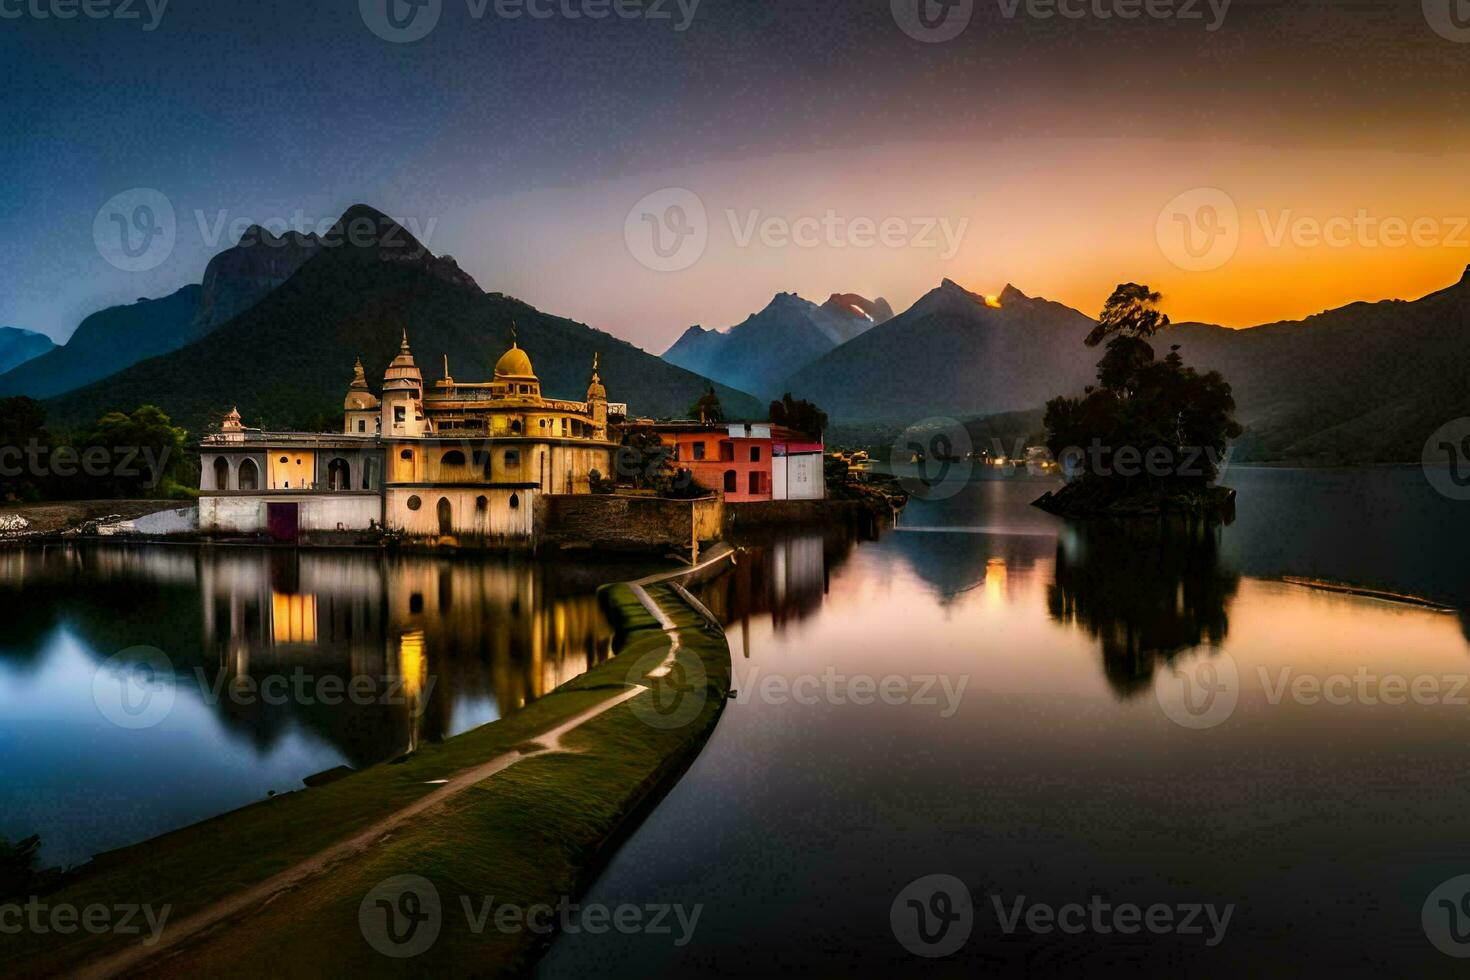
left=400, top=329, right=411, bottom=353
left=510, top=320, right=518, bottom=348
left=443, top=354, right=450, bottom=380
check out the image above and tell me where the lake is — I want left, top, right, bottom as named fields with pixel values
left=541, top=466, right=1470, bottom=976
left=4, top=467, right=1470, bottom=974
left=0, top=546, right=660, bottom=868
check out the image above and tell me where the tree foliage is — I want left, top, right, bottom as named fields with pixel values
left=768, top=393, right=828, bottom=438
left=689, top=387, right=724, bottom=424
left=1044, top=284, right=1242, bottom=488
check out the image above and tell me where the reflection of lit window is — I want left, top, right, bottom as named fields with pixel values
left=271, top=591, right=318, bottom=644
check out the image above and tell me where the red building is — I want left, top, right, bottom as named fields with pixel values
left=650, top=422, right=825, bottom=502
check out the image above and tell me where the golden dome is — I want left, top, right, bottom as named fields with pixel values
left=495, top=342, right=535, bottom=379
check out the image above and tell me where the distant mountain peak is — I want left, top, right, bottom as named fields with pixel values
left=820, top=293, right=895, bottom=326
left=999, top=283, right=1030, bottom=304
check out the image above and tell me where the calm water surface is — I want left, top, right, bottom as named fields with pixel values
left=5, top=468, right=1470, bottom=975
left=0, top=547, right=658, bottom=868
left=542, top=467, right=1470, bottom=977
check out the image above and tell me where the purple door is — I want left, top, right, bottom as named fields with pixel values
left=266, top=503, right=299, bottom=543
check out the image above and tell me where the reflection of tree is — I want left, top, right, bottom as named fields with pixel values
left=1048, top=518, right=1239, bottom=697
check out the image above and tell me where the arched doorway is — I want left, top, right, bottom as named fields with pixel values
left=327, top=458, right=350, bottom=491
left=437, top=497, right=453, bottom=536
left=213, top=457, right=230, bottom=491
left=239, top=458, right=259, bottom=491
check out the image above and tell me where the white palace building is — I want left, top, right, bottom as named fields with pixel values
left=198, top=332, right=615, bottom=546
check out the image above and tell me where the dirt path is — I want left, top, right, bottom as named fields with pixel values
left=77, top=685, right=648, bottom=980
left=76, top=543, right=736, bottom=979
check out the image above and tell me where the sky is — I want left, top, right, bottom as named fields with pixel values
left=5, top=0, right=1470, bottom=350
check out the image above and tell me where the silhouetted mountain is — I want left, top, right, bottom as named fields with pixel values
left=782, top=279, right=1098, bottom=422
left=0, top=327, right=56, bottom=375
left=1165, top=266, right=1470, bottom=463
left=662, top=291, right=887, bottom=396
left=194, top=227, right=321, bottom=332
left=44, top=205, right=762, bottom=434
left=795, top=268, right=1470, bottom=463
left=0, top=286, right=202, bottom=401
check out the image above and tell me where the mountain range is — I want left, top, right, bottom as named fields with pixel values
left=663, top=291, right=891, bottom=396
left=1167, top=266, right=1470, bottom=463
left=0, top=328, right=56, bottom=375
left=42, top=205, right=762, bottom=435
left=776, top=269, right=1470, bottom=464
left=17, top=197, right=1470, bottom=466
left=780, top=279, right=1100, bottom=422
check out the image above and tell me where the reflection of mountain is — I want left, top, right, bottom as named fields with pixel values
left=886, top=527, right=1053, bottom=605
left=1049, top=520, right=1239, bottom=698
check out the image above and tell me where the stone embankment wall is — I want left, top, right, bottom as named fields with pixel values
left=535, top=494, right=724, bottom=552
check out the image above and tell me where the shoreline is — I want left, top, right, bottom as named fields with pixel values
left=6, top=548, right=738, bottom=978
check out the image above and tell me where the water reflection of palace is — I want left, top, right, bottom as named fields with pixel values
left=197, top=550, right=616, bottom=764
left=0, top=543, right=618, bottom=769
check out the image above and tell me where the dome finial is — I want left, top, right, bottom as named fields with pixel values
left=400, top=328, right=410, bottom=353
left=510, top=320, right=518, bottom=348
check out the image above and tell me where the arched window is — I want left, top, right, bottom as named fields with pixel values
left=724, top=470, right=737, bottom=493
left=441, top=450, right=466, bottom=467
left=476, top=495, right=488, bottom=512
left=509, top=493, right=520, bottom=510
left=239, top=458, right=259, bottom=491
left=213, top=457, right=230, bottom=491
left=327, top=458, right=350, bottom=491
left=437, top=497, right=453, bottom=535
left=511, top=419, right=523, bottom=435
left=400, top=449, right=414, bottom=461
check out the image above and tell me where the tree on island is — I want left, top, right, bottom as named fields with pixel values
left=768, top=393, right=828, bottom=438
left=1037, top=283, right=1242, bottom=517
